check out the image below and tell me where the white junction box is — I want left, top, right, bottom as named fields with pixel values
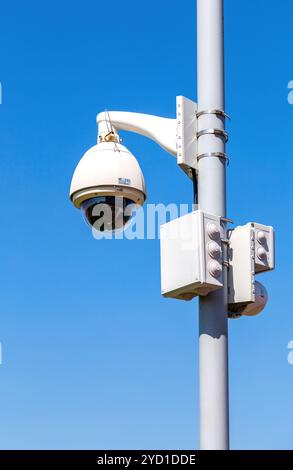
left=160, top=210, right=223, bottom=300
left=228, top=222, right=275, bottom=307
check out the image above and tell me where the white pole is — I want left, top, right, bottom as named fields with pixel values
left=197, top=0, right=229, bottom=449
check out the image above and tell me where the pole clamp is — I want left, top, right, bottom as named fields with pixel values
left=196, top=109, right=231, bottom=120
left=197, top=129, right=228, bottom=142
left=197, top=152, right=229, bottom=164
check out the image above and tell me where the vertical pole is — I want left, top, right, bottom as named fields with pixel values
left=197, top=0, right=229, bottom=449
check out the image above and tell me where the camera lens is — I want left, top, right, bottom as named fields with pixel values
left=80, top=196, right=136, bottom=232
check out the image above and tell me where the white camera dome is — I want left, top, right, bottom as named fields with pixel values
left=70, top=142, right=146, bottom=209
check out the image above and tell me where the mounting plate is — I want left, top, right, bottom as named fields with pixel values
left=176, top=96, right=198, bottom=178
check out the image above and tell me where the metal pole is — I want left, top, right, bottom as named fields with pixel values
left=196, top=0, right=229, bottom=449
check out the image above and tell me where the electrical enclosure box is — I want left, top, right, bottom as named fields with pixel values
left=228, top=222, right=275, bottom=307
left=160, top=211, right=223, bottom=300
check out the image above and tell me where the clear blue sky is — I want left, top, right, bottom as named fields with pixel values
left=0, top=0, right=292, bottom=450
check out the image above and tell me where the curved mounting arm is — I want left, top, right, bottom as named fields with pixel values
left=97, top=111, right=177, bottom=157
left=96, top=96, right=198, bottom=178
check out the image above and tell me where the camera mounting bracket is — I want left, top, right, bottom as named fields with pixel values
left=96, top=96, right=198, bottom=179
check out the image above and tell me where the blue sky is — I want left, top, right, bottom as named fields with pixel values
left=0, top=0, right=292, bottom=450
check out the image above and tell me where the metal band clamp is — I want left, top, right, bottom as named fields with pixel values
left=197, top=129, right=228, bottom=142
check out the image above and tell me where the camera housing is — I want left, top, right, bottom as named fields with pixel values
left=70, top=141, right=146, bottom=231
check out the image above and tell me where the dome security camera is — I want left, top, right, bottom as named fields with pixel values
left=69, top=99, right=193, bottom=232
left=69, top=139, right=146, bottom=232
